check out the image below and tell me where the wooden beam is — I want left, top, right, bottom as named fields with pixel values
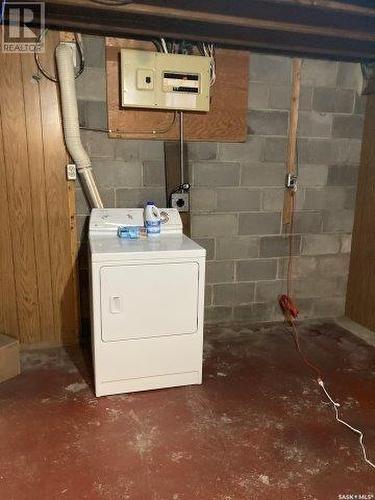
left=346, top=94, right=375, bottom=331
left=10, top=0, right=372, bottom=60
left=282, top=58, right=302, bottom=226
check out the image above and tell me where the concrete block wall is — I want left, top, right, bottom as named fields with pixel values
left=76, top=36, right=365, bottom=325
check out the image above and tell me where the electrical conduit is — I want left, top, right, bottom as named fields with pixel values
left=55, top=43, right=103, bottom=209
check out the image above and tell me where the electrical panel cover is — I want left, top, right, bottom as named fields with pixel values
left=120, top=49, right=211, bottom=112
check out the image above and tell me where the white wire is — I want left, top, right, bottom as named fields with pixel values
left=160, top=38, right=168, bottom=54
left=317, top=378, right=375, bottom=470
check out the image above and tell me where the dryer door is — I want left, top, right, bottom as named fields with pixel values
left=100, top=261, right=199, bottom=341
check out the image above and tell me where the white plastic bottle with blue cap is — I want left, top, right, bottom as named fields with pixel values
left=144, top=201, right=161, bottom=236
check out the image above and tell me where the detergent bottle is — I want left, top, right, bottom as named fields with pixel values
left=144, top=201, right=161, bottom=236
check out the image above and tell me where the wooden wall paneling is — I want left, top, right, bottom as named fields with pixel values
left=20, top=54, right=55, bottom=341
left=346, top=94, right=375, bottom=331
left=0, top=53, right=41, bottom=343
left=38, top=31, right=80, bottom=344
left=0, top=106, right=19, bottom=339
left=106, top=38, right=248, bottom=142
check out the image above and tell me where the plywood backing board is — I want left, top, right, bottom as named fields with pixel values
left=346, top=94, right=375, bottom=331
left=0, top=29, right=80, bottom=345
left=106, top=37, right=249, bottom=142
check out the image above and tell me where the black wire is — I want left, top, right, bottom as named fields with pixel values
left=1, top=0, right=6, bottom=23
left=34, top=31, right=85, bottom=82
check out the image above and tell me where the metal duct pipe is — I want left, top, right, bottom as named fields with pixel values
left=55, top=43, right=103, bottom=209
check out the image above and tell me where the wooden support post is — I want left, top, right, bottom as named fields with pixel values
left=282, top=58, right=302, bottom=225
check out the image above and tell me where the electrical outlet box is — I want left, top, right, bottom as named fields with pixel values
left=121, top=49, right=211, bottom=112
left=171, top=192, right=190, bottom=212
left=66, top=164, right=77, bottom=181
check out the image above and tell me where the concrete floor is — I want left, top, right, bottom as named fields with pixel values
left=0, top=321, right=374, bottom=500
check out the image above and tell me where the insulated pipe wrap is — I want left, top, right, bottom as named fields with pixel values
left=55, top=43, right=103, bottom=209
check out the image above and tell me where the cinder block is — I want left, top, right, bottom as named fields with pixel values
left=241, top=163, right=284, bottom=187
left=268, top=85, right=312, bottom=111
left=332, top=114, right=364, bottom=139
left=77, top=100, right=87, bottom=127
left=205, top=285, right=213, bottom=306
left=268, top=85, right=290, bottom=110
left=213, top=283, right=255, bottom=306
left=301, top=234, right=341, bottom=255
left=239, top=212, right=281, bottom=235
left=300, top=87, right=313, bottom=111
left=82, top=35, right=105, bottom=68
left=323, top=210, right=354, bottom=232
left=317, top=254, right=350, bottom=276
left=301, top=59, right=338, bottom=87
left=331, top=139, right=362, bottom=165
left=237, top=259, right=277, bottom=281
left=216, top=188, right=261, bottom=212
left=188, top=142, right=217, bottom=160
left=344, top=187, right=356, bottom=209
left=190, top=189, right=216, bottom=212
left=76, top=187, right=115, bottom=215
left=192, top=214, right=237, bottom=237
left=327, top=165, right=358, bottom=186
left=116, top=188, right=165, bottom=208
left=293, top=212, right=322, bottom=233
left=216, top=236, right=259, bottom=260
left=304, top=187, right=349, bottom=210
left=262, top=138, right=287, bottom=162
left=298, top=111, right=332, bottom=138
left=250, top=54, right=291, bottom=83
left=81, top=101, right=108, bottom=131
left=218, top=138, right=263, bottom=162
left=354, top=94, right=366, bottom=115
left=340, top=234, right=352, bottom=253
left=195, top=238, right=215, bottom=260
left=92, top=159, right=142, bottom=188
left=204, top=306, right=233, bottom=323
left=293, top=276, right=347, bottom=298
left=76, top=67, right=106, bottom=102
left=0, top=334, right=20, bottom=384
left=248, top=110, right=289, bottom=136
left=278, top=255, right=318, bottom=279
left=298, top=165, right=328, bottom=187
left=143, top=161, right=165, bottom=187
left=206, top=261, right=235, bottom=284
left=337, top=62, right=362, bottom=89
left=312, top=88, right=354, bottom=114
left=193, top=162, right=240, bottom=187
left=255, top=280, right=285, bottom=302
left=233, top=303, right=274, bottom=322
left=298, top=139, right=333, bottom=164
left=248, top=82, right=270, bottom=110
left=81, top=130, right=116, bottom=158
left=114, top=140, right=141, bottom=161
left=137, top=141, right=164, bottom=161
left=262, top=187, right=304, bottom=211
left=260, top=235, right=301, bottom=258
left=312, top=296, right=346, bottom=317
